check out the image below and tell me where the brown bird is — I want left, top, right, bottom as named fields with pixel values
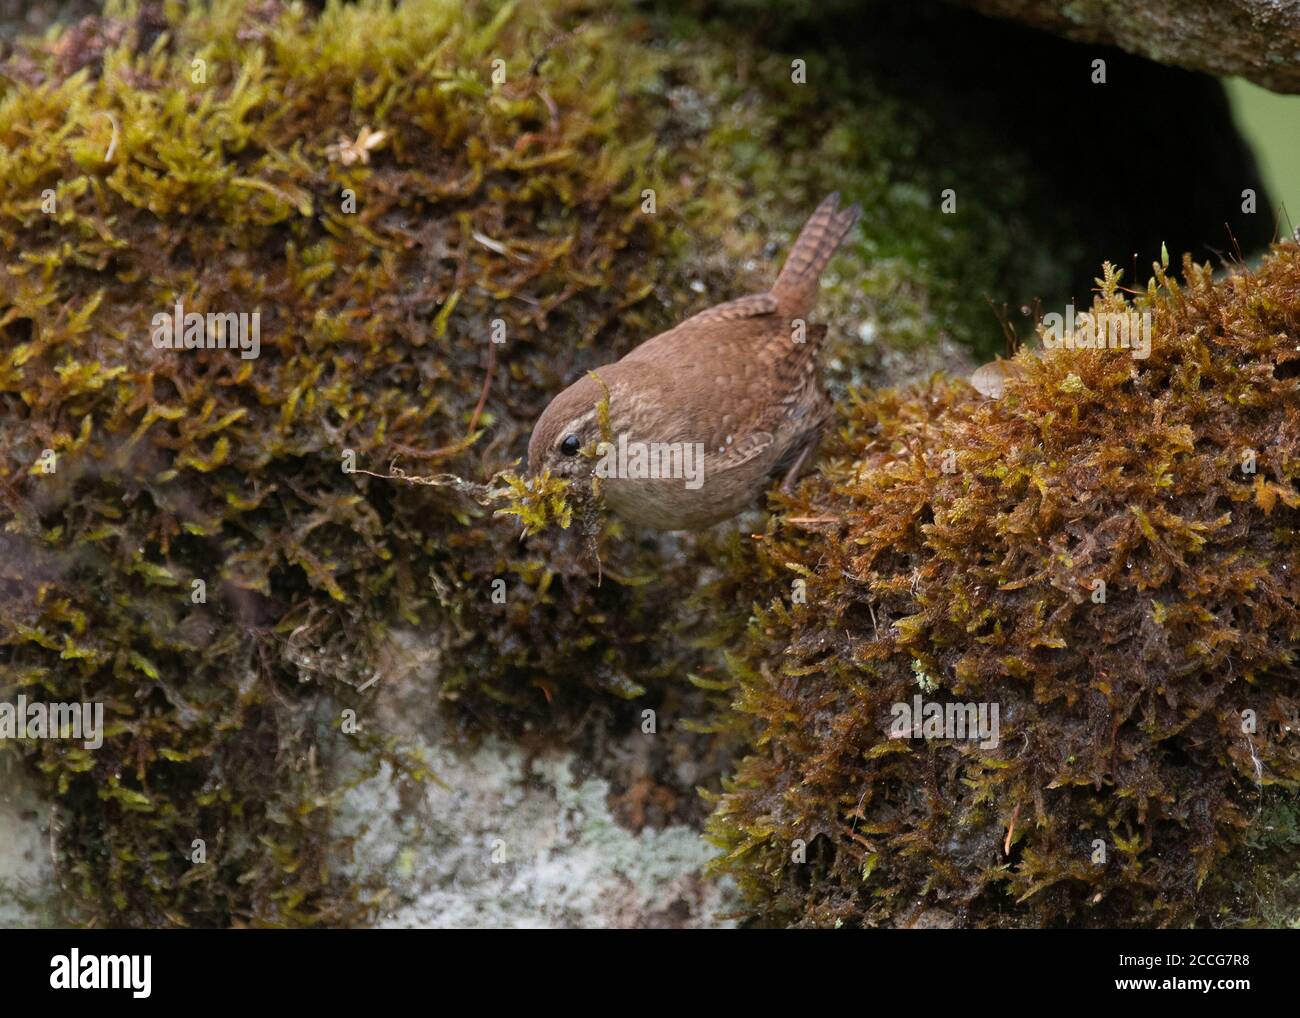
left=528, top=193, right=860, bottom=530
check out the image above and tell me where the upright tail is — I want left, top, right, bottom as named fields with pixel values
left=770, top=192, right=861, bottom=316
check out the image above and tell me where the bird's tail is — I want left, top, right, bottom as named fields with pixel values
left=770, top=192, right=861, bottom=316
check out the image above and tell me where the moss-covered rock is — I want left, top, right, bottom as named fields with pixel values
left=1, top=0, right=694, bottom=928
left=707, top=245, right=1300, bottom=927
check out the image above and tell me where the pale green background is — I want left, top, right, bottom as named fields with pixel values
left=1227, top=78, right=1300, bottom=240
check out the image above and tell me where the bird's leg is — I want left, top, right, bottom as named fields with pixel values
left=780, top=439, right=816, bottom=494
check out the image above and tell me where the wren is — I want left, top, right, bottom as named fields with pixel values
left=528, top=193, right=860, bottom=530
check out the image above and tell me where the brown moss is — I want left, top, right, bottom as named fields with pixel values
left=708, top=247, right=1300, bottom=927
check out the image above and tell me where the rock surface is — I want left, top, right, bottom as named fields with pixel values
left=950, top=0, right=1300, bottom=93
left=330, top=629, right=738, bottom=929
left=336, top=749, right=737, bottom=929
left=0, top=765, right=57, bottom=928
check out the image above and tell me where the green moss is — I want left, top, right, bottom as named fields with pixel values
left=707, top=245, right=1300, bottom=927
left=1, top=0, right=708, bottom=928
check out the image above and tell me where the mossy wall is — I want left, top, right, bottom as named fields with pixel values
left=1, top=0, right=1288, bottom=928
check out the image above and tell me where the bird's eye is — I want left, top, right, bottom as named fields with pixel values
left=559, top=435, right=581, bottom=456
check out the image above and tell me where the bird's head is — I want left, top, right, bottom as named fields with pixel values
left=527, top=373, right=610, bottom=480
